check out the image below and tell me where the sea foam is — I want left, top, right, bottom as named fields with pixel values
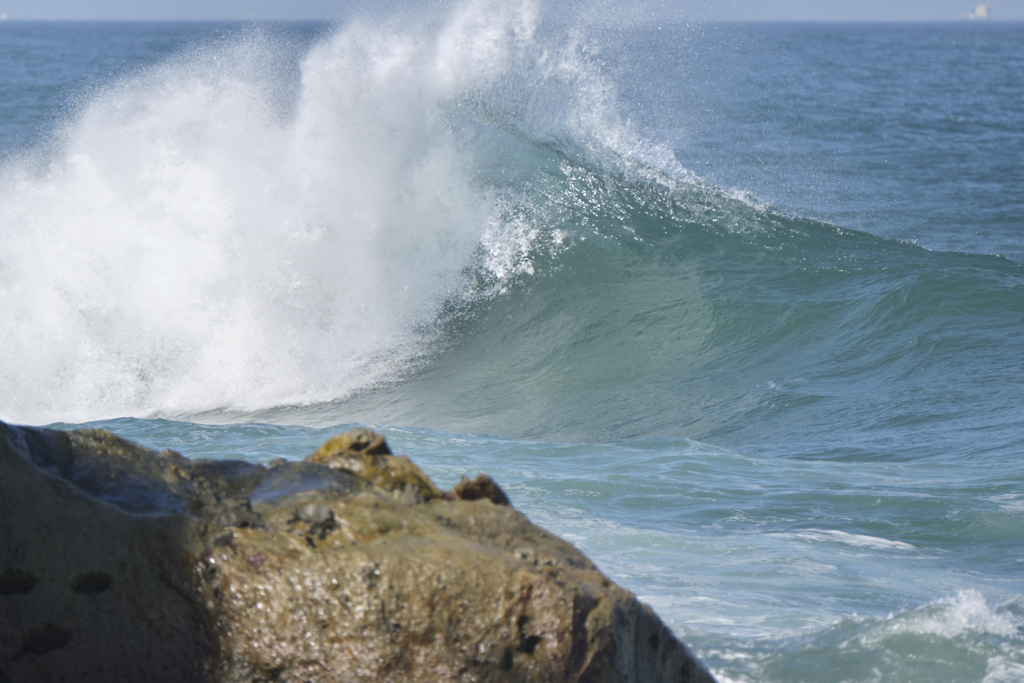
left=0, top=0, right=642, bottom=425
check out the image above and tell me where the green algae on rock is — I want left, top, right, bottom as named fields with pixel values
left=0, top=420, right=715, bottom=683
left=305, top=427, right=447, bottom=504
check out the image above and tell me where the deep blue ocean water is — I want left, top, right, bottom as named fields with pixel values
left=1, top=8, right=1023, bottom=682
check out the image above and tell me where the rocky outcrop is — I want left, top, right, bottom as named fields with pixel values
left=0, top=420, right=715, bottom=683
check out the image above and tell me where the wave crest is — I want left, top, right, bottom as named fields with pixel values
left=0, top=0, right=650, bottom=424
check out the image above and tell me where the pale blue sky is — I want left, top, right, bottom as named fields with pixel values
left=0, top=0, right=1021, bottom=22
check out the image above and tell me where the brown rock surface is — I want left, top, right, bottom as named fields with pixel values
left=0, top=420, right=715, bottom=682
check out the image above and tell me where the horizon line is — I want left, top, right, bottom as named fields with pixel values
left=0, top=16, right=1022, bottom=24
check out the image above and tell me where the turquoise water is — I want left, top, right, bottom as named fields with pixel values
left=3, top=9, right=1024, bottom=682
